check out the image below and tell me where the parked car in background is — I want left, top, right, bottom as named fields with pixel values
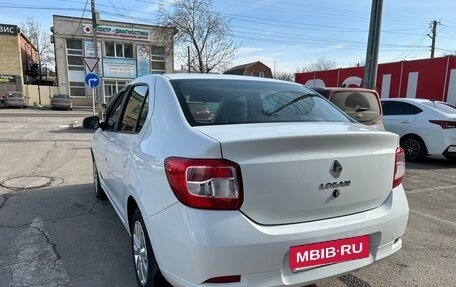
left=84, top=74, right=408, bottom=287
left=187, top=101, right=212, bottom=121
left=309, top=87, right=384, bottom=130
left=50, top=94, right=73, bottom=110
left=381, top=98, right=456, bottom=161
left=2, top=91, right=27, bottom=108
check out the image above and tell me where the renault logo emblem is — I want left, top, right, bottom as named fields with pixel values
left=330, top=160, right=343, bottom=178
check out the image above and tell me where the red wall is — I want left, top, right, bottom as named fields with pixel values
left=295, top=56, right=456, bottom=103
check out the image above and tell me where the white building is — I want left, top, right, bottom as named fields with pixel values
left=53, top=15, right=176, bottom=105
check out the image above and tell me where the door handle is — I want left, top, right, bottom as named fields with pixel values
left=400, top=121, right=411, bottom=124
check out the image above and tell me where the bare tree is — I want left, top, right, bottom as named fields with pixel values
left=20, top=17, right=54, bottom=79
left=297, top=57, right=337, bottom=72
left=273, top=72, right=294, bottom=82
left=158, top=0, right=239, bottom=73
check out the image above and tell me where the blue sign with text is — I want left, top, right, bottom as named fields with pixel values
left=84, top=73, right=100, bottom=88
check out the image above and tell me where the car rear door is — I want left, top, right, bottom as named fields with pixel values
left=94, top=89, right=128, bottom=215
left=381, top=101, right=422, bottom=136
left=102, top=84, right=150, bottom=219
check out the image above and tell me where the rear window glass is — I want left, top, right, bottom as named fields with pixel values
left=7, top=92, right=23, bottom=98
left=53, top=94, right=70, bottom=98
left=330, top=91, right=381, bottom=124
left=170, top=79, right=351, bottom=126
left=422, top=101, right=456, bottom=114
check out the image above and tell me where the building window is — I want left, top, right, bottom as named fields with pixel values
left=66, top=39, right=84, bottom=71
left=105, top=42, right=133, bottom=58
left=104, top=80, right=129, bottom=102
left=251, top=71, right=264, bottom=77
left=151, top=46, right=165, bottom=73
left=66, top=39, right=85, bottom=97
left=69, top=81, right=86, bottom=98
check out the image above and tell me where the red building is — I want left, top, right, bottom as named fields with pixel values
left=295, top=56, right=456, bottom=105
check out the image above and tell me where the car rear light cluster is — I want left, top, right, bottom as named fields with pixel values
left=164, top=157, right=243, bottom=210
left=393, top=147, right=405, bottom=188
left=429, top=120, right=456, bottom=129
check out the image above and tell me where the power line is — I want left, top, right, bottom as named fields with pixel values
left=73, top=0, right=90, bottom=38
left=0, top=1, right=452, bottom=57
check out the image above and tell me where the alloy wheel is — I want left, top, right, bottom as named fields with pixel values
left=133, top=221, right=149, bottom=286
left=403, top=138, right=421, bottom=160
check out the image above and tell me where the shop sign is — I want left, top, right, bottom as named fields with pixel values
left=92, top=25, right=150, bottom=41
left=0, top=24, right=17, bottom=35
left=0, top=75, right=16, bottom=84
left=103, top=58, right=137, bottom=79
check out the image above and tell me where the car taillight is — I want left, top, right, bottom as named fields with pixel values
left=429, top=120, right=456, bottom=129
left=393, top=147, right=405, bottom=188
left=164, top=157, right=243, bottom=210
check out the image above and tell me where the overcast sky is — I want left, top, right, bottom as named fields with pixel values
left=1, top=0, right=455, bottom=73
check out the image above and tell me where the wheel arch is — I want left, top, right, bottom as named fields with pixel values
left=127, top=196, right=139, bottom=233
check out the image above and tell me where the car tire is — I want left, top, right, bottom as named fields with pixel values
left=400, top=135, right=427, bottom=162
left=131, top=209, right=170, bottom=287
left=92, top=158, right=107, bottom=200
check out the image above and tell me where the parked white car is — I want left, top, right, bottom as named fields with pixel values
left=84, top=74, right=409, bottom=287
left=381, top=98, right=456, bottom=161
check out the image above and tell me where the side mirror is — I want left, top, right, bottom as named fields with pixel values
left=83, top=116, right=100, bottom=129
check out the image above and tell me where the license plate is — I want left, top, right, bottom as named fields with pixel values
left=289, top=235, right=370, bottom=271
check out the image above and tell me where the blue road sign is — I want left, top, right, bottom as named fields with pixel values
left=84, top=73, right=100, bottom=88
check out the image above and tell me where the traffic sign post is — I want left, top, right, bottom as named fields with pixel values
left=82, top=56, right=101, bottom=115
left=85, top=73, right=100, bottom=115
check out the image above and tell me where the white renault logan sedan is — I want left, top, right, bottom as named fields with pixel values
left=84, top=74, right=409, bottom=287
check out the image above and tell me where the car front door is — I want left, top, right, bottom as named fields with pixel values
left=381, top=101, right=422, bottom=136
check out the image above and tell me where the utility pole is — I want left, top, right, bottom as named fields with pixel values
left=91, top=0, right=102, bottom=118
left=36, top=34, right=42, bottom=105
left=428, top=20, right=440, bottom=58
left=363, top=0, right=383, bottom=90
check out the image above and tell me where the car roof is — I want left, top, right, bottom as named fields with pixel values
left=381, top=98, right=442, bottom=103
left=310, top=87, right=379, bottom=93
left=160, top=73, right=302, bottom=85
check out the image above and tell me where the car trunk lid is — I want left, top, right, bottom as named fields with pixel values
left=195, top=122, right=398, bottom=225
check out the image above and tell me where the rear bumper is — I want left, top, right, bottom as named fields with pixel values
left=443, top=145, right=456, bottom=158
left=145, top=186, right=409, bottom=287
left=51, top=103, right=72, bottom=109
left=4, top=101, right=25, bottom=107
left=424, top=128, right=456, bottom=156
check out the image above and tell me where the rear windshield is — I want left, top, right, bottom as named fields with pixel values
left=329, top=91, right=381, bottom=124
left=7, top=92, right=23, bottom=98
left=422, top=101, right=456, bottom=114
left=53, top=94, right=70, bottom=98
left=170, top=79, right=351, bottom=126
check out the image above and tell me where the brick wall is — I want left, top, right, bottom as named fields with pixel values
left=244, top=62, right=273, bottom=78
left=0, top=35, right=22, bottom=78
